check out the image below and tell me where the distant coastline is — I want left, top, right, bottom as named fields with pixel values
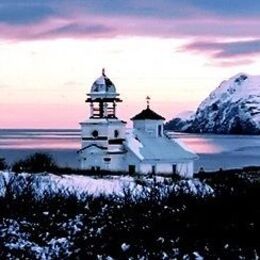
left=0, top=129, right=260, bottom=171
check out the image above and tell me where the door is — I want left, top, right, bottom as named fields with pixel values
left=128, top=165, right=136, bottom=174
left=172, top=164, right=177, bottom=174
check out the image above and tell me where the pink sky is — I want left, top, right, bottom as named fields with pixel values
left=1, top=1, right=260, bottom=128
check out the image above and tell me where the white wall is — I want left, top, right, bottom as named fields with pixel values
left=81, top=121, right=108, bottom=138
left=80, top=119, right=126, bottom=169
left=157, top=161, right=194, bottom=178
left=80, top=147, right=107, bottom=169
left=133, top=120, right=164, bottom=137
left=106, top=153, right=127, bottom=172
left=139, top=163, right=152, bottom=174
left=123, top=149, right=141, bottom=173
left=177, top=161, right=194, bottom=178
left=138, top=161, right=194, bottom=178
left=107, top=122, right=126, bottom=140
left=79, top=147, right=126, bottom=172
left=156, top=163, right=172, bottom=173
left=81, top=119, right=125, bottom=140
left=79, top=118, right=126, bottom=171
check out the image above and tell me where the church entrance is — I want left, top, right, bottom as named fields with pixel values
left=128, top=165, right=136, bottom=174
left=91, top=166, right=101, bottom=172
left=172, top=164, right=177, bottom=174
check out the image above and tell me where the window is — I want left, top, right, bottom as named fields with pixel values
left=128, top=165, right=136, bottom=174
left=158, top=125, right=162, bottom=137
left=114, top=129, right=119, bottom=138
left=92, top=130, right=99, bottom=138
left=172, top=164, right=177, bottom=174
left=91, top=166, right=101, bottom=171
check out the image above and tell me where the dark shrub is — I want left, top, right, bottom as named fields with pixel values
left=12, top=153, right=57, bottom=173
left=0, top=171, right=260, bottom=259
left=0, top=157, right=7, bottom=170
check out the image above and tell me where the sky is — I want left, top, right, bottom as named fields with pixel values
left=1, top=0, right=260, bottom=128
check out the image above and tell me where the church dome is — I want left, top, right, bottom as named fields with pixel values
left=89, top=69, right=118, bottom=98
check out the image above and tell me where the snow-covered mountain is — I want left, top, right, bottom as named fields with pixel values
left=166, top=73, right=260, bottom=134
left=165, top=111, right=194, bottom=131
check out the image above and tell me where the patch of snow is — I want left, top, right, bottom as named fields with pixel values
left=0, top=172, right=214, bottom=201
left=199, top=73, right=260, bottom=110
left=126, top=129, right=197, bottom=161
left=175, top=179, right=214, bottom=197
left=178, top=73, right=260, bottom=134
left=47, top=237, right=72, bottom=257
left=175, top=110, right=195, bottom=121
left=121, top=243, right=130, bottom=252
left=125, top=129, right=144, bottom=160
left=193, top=251, right=204, bottom=260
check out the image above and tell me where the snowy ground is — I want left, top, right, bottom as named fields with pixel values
left=1, top=171, right=259, bottom=259
left=0, top=171, right=214, bottom=259
left=0, top=171, right=214, bottom=200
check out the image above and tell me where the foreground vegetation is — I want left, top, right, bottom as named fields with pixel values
left=0, top=153, right=260, bottom=258
left=0, top=167, right=260, bottom=259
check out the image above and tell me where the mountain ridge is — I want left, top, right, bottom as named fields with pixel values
left=165, top=73, right=260, bottom=134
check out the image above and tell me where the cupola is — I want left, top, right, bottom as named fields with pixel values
left=131, top=96, right=165, bottom=137
left=89, top=68, right=118, bottom=99
left=86, top=69, right=122, bottom=118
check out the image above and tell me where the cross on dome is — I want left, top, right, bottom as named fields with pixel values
left=89, top=69, right=117, bottom=96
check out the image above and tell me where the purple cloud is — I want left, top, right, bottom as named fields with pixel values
left=36, top=23, right=115, bottom=39
left=181, top=39, right=260, bottom=66
left=1, top=0, right=260, bottom=42
left=213, top=59, right=254, bottom=67
left=183, top=39, right=260, bottom=58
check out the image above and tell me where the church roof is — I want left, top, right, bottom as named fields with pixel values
left=125, top=129, right=197, bottom=162
left=90, top=69, right=117, bottom=95
left=131, top=107, right=165, bottom=120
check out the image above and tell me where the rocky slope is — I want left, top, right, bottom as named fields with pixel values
left=166, top=73, right=260, bottom=134
left=165, top=111, right=194, bottom=132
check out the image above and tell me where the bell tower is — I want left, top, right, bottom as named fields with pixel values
left=86, top=69, right=122, bottom=119
left=79, top=69, right=127, bottom=171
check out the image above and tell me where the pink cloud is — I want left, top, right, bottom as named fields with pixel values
left=1, top=9, right=260, bottom=42
left=181, top=38, right=260, bottom=66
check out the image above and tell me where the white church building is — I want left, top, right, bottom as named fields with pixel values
left=78, top=70, right=198, bottom=178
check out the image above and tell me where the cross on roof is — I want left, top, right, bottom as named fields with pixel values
left=102, top=68, right=106, bottom=77
left=146, top=96, right=151, bottom=108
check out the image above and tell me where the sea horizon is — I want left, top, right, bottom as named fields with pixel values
left=1, top=129, right=260, bottom=171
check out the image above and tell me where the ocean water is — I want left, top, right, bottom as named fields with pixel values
left=169, top=132, right=260, bottom=171
left=0, top=129, right=260, bottom=171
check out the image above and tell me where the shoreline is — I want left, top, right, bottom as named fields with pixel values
left=1, top=148, right=260, bottom=173
left=1, top=130, right=260, bottom=172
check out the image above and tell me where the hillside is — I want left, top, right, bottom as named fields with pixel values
left=166, top=73, right=260, bottom=134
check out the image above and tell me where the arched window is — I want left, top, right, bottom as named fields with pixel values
left=92, top=130, right=99, bottom=138
left=114, top=130, right=119, bottom=138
